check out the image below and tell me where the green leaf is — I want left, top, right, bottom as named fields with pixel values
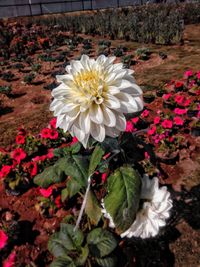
left=104, top=166, right=141, bottom=233
left=48, top=223, right=84, bottom=258
left=85, top=190, right=102, bottom=225
left=88, top=146, right=104, bottom=176
left=95, top=256, right=117, bottom=267
left=87, top=228, right=117, bottom=258
left=49, top=256, right=76, bottom=267
left=75, top=246, right=89, bottom=266
left=67, top=177, right=82, bottom=198
left=34, top=157, right=67, bottom=188
left=64, top=154, right=89, bottom=187
left=61, top=188, right=69, bottom=202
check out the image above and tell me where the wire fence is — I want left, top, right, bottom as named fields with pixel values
left=0, top=0, right=145, bottom=19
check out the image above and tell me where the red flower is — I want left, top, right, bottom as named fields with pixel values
left=131, top=117, right=139, bottom=124
left=17, top=127, right=26, bottom=136
left=3, top=251, right=16, bottom=267
left=162, top=93, right=172, bottom=101
left=71, top=136, right=78, bottom=145
left=55, top=195, right=61, bottom=208
left=0, top=229, right=8, bottom=249
left=175, top=81, right=184, bottom=88
left=174, top=108, right=187, bottom=115
left=26, top=162, right=38, bottom=177
left=125, top=121, right=134, bottom=132
left=154, top=116, right=160, bottom=125
left=16, top=135, right=25, bottom=144
left=144, top=152, right=150, bottom=160
left=41, top=128, right=51, bottom=139
left=11, top=148, right=26, bottom=163
left=161, top=119, right=173, bottom=129
left=141, top=110, right=149, bottom=118
left=47, top=149, right=54, bottom=159
left=174, top=116, right=184, bottom=126
left=183, top=99, right=191, bottom=107
left=148, top=126, right=157, bottom=135
left=101, top=173, right=108, bottom=183
left=0, top=165, right=12, bottom=179
left=175, top=95, right=184, bottom=105
left=49, top=129, right=59, bottom=140
left=50, top=118, right=57, bottom=129
left=184, top=70, right=193, bottom=78
left=39, top=186, right=53, bottom=198
left=196, top=71, right=200, bottom=79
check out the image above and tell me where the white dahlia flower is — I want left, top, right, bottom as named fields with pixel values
left=120, top=175, right=172, bottom=239
left=50, top=55, right=143, bottom=147
left=101, top=174, right=172, bottom=239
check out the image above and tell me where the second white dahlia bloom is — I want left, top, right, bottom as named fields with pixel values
left=120, top=175, right=172, bottom=239
left=50, top=55, right=143, bottom=147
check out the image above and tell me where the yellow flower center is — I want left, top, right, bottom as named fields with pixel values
left=72, top=69, right=107, bottom=105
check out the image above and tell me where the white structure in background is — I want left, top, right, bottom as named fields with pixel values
left=0, top=0, right=145, bottom=19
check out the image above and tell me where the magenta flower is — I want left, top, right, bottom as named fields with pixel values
left=175, top=95, right=184, bottom=105
left=196, top=71, right=200, bottom=79
left=0, top=229, right=8, bottom=249
left=148, top=126, right=157, bottom=135
left=131, top=117, right=139, bottom=124
left=174, top=108, right=187, bottom=115
left=39, top=186, right=53, bottom=198
left=154, top=117, right=160, bottom=125
left=125, top=121, right=134, bottom=132
left=161, top=119, right=173, bottom=129
left=163, top=93, right=172, bottom=101
left=141, top=110, right=149, bottom=118
left=174, top=117, right=184, bottom=126
left=184, top=70, right=193, bottom=78
left=3, top=251, right=16, bottom=267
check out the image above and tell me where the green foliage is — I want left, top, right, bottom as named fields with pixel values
left=0, top=85, right=12, bottom=96
left=88, top=146, right=104, bottom=176
left=104, top=166, right=141, bottom=233
left=23, top=73, right=35, bottom=84
left=48, top=224, right=118, bottom=267
left=85, top=190, right=102, bottom=225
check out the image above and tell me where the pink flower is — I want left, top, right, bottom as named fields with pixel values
left=71, top=136, right=78, bottom=145
left=174, top=117, right=184, bottom=126
left=148, top=126, right=157, bottom=135
left=144, top=152, right=150, bottom=159
left=103, top=153, right=111, bottom=160
left=175, top=95, right=184, bottom=105
left=163, top=93, right=172, bottom=101
left=174, top=108, right=187, bottom=115
left=183, top=99, right=191, bottom=107
left=49, top=129, right=59, bottom=140
left=184, top=70, right=193, bottom=78
left=47, top=149, right=54, bottom=159
left=3, top=251, right=16, bottom=267
left=154, top=116, right=160, bottom=125
left=196, top=71, right=200, bottom=79
left=16, top=135, right=25, bottom=144
left=131, top=117, right=139, bottom=124
left=29, top=162, right=38, bottom=177
left=161, top=119, right=173, bottom=129
left=41, top=128, right=51, bottom=138
left=11, top=148, right=26, bottom=163
left=39, top=186, right=53, bottom=198
left=50, top=118, right=57, bottom=128
left=125, top=121, right=134, bottom=132
left=101, top=173, right=108, bottom=183
left=141, top=110, right=149, bottom=118
left=0, top=165, right=12, bottom=179
left=0, top=230, right=8, bottom=249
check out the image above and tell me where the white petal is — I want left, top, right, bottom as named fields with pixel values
left=91, top=123, right=105, bottom=142
left=89, top=104, right=103, bottom=124
left=104, top=94, right=121, bottom=109
left=101, top=104, right=116, bottom=127
left=79, top=111, right=91, bottom=134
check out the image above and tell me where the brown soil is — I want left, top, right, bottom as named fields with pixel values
left=0, top=23, right=200, bottom=267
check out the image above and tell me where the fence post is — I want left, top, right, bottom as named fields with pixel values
left=82, top=0, right=84, bottom=10
left=91, top=0, right=93, bottom=10
left=28, top=0, right=32, bottom=16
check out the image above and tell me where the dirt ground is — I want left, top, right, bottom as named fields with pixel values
left=0, top=23, right=200, bottom=266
